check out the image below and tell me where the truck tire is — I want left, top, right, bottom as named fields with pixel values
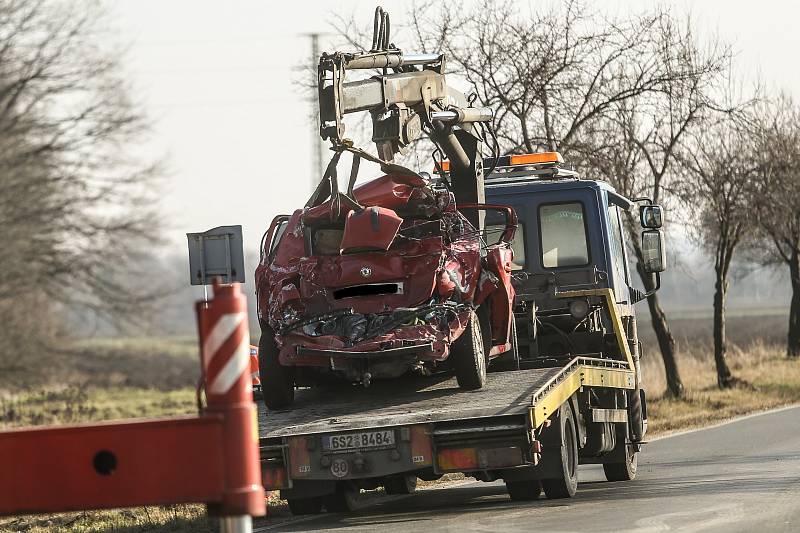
left=452, top=310, right=487, bottom=390
left=505, top=479, right=542, bottom=501
left=323, top=483, right=359, bottom=512
left=259, top=326, right=295, bottom=409
left=384, top=474, right=417, bottom=495
left=628, top=387, right=645, bottom=443
left=287, top=496, right=323, bottom=515
left=541, top=404, right=579, bottom=499
left=603, top=440, right=638, bottom=482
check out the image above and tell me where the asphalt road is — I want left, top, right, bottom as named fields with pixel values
left=255, top=405, right=800, bottom=532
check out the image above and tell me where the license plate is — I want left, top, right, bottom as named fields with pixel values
left=322, top=430, right=395, bottom=452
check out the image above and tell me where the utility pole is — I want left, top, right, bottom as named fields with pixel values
left=308, top=32, right=325, bottom=190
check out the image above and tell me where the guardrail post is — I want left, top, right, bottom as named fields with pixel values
left=197, top=279, right=266, bottom=532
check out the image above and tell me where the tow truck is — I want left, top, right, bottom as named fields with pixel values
left=256, top=8, right=667, bottom=514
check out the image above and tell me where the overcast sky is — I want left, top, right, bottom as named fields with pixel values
left=108, top=0, right=800, bottom=257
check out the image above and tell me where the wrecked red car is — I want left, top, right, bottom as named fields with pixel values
left=255, top=169, right=518, bottom=409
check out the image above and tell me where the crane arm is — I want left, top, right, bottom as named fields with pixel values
left=315, top=7, right=495, bottom=227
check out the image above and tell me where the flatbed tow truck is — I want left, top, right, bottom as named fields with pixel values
left=254, top=8, right=668, bottom=514
left=256, top=223, right=658, bottom=513
left=259, top=355, right=637, bottom=513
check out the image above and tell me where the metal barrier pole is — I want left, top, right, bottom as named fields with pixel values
left=0, top=279, right=265, bottom=526
left=197, top=279, right=266, bottom=529
left=219, top=515, right=253, bottom=533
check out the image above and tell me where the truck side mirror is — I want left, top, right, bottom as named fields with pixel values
left=640, top=205, right=663, bottom=229
left=641, top=230, right=666, bottom=273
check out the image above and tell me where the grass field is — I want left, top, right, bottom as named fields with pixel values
left=1, top=312, right=798, bottom=532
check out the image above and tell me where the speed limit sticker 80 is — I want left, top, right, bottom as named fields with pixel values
left=330, top=457, right=349, bottom=478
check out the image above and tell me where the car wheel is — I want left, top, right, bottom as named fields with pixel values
left=452, top=310, right=487, bottom=390
left=323, top=483, right=360, bottom=513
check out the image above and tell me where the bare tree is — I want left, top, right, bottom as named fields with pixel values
left=681, top=113, right=758, bottom=387
left=408, top=1, right=703, bottom=154
left=331, top=4, right=756, bottom=391
left=402, top=0, right=735, bottom=396
left=751, top=94, right=800, bottom=357
left=582, top=14, right=732, bottom=396
left=0, top=0, right=161, bottom=360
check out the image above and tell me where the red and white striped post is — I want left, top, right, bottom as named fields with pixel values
left=196, top=279, right=266, bottom=532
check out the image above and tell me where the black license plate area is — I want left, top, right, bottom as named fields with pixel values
left=322, top=430, right=396, bottom=452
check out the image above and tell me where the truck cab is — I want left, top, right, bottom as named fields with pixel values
left=480, top=152, right=666, bottom=444
left=483, top=156, right=642, bottom=362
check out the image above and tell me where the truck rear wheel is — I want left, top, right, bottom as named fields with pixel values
left=384, top=474, right=417, bottom=495
left=603, top=440, right=638, bottom=481
left=505, top=479, right=542, bottom=501
left=452, top=310, right=487, bottom=390
left=541, top=404, right=578, bottom=499
left=259, top=326, right=295, bottom=409
left=628, top=387, right=645, bottom=442
left=287, top=496, right=323, bottom=515
left=323, top=483, right=359, bottom=512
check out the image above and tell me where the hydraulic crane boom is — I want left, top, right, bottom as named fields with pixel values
left=316, top=7, right=495, bottom=227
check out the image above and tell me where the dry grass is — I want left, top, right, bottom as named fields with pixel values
left=0, top=387, right=197, bottom=430
left=0, top=506, right=211, bottom=533
left=0, top=337, right=199, bottom=394
left=0, top=385, right=209, bottom=533
left=642, top=341, right=800, bottom=436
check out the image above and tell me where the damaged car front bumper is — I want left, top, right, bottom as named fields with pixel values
left=296, top=342, right=434, bottom=358
left=275, top=306, right=472, bottom=378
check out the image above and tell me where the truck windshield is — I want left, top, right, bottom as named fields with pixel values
left=539, top=202, right=589, bottom=268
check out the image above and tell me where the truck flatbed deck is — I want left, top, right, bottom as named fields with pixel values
left=258, top=357, right=635, bottom=439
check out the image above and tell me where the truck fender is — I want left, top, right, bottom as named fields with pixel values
left=537, top=395, right=582, bottom=447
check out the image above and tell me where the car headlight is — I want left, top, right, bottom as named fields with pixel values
left=282, top=306, right=298, bottom=322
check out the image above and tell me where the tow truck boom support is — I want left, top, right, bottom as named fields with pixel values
left=315, top=8, right=494, bottom=226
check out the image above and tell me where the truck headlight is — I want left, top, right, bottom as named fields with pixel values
left=569, top=299, right=590, bottom=320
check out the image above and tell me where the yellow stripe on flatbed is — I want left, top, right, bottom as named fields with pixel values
left=528, top=357, right=635, bottom=428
